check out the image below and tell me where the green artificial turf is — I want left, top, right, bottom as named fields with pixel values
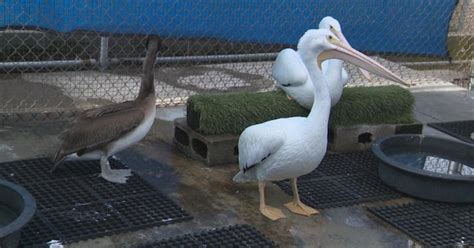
left=187, top=85, right=414, bottom=135
left=329, top=85, right=415, bottom=127
left=187, top=90, right=308, bottom=135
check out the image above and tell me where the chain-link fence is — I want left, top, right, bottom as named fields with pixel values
left=0, top=1, right=472, bottom=124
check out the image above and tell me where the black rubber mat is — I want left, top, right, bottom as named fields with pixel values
left=137, top=224, right=277, bottom=248
left=0, top=158, right=192, bottom=247
left=275, top=152, right=402, bottom=209
left=428, top=120, right=474, bottom=144
left=368, top=201, right=474, bottom=247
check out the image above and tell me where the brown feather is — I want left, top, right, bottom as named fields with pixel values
left=57, top=105, right=145, bottom=157
left=52, top=37, right=161, bottom=171
left=81, top=100, right=137, bottom=119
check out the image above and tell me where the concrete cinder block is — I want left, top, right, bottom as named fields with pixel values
left=148, top=106, right=186, bottom=144
left=173, top=117, right=423, bottom=165
left=173, top=118, right=238, bottom=166
left=328, top=123, right=423, bottom=152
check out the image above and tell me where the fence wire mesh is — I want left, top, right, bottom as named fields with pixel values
left=0, top=1, right=472, bottom=124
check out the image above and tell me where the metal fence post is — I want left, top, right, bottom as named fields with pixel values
left=99, top=37, right=109, bottom=71
left=470, top=60, right=474, bottom=99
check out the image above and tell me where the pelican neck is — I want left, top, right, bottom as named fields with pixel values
left=300, top=52, right=332, bottom=126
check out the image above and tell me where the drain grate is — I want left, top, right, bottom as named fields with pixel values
left=137, top=224, right=277, bottom=248
left=368, top=201, right=474, bottom=247
left=19, top=215, right=60, bottom=247
left=0, top=158, right=192, bottom=247
left=428, top=120, right=474, bottom=144
left=275, top=152, right=402, bottom=209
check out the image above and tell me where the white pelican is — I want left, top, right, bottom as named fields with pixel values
left=234, top=29, right=407, bottom=220
left=52, top=37, right=161, bottom=184
left=273, top=17, right=405, bottom=108
left=319, top=16, right=372, bottom=105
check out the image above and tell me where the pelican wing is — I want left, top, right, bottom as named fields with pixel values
left=272, top=48, right=308, bottom=87
left=321, top=60, right=329, bottom=74
left=238, top=122, right=286, bottom=173
left=322, top=60, right=348, bottom=83
left=341, top=67, right=349, bottom=85
left=54, top=105, right=145, bottom=162
left=81, top=100, right=138, bottom=119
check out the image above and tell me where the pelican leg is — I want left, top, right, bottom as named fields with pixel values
left=286, top=94, right=293, bottom=101
left=99, top=156, right=132, bottom=184
left=284, top=178, right=319, bottom=216
left=259, top=181, right=286, bottom=221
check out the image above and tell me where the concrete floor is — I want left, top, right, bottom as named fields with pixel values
left=0, top=123, right=411, bottom=248
left=0, top=88, right=472, bottom=247
left=412, top=89, right=473, bottom=140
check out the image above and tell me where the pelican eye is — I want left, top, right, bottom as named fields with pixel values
left=327, top=35, right=337, bottom=44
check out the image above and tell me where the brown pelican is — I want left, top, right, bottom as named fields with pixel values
left=52, top=37, right=161, bottom=184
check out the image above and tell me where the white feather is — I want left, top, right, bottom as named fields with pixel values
left=234, top=29, right=337, bottom=184
left=234, top=115, right=327, bottom=182
left=107, top=108, right=156, bottom=155
left=324, top=59, right=348, bottom=106
left=341, top=67, right=349, bottom=86
left=276, top=57, right=348, bottom=109
left=272, top=49, right=314, bottom=109
left=272, top=49, right=308, bottom=87
left=275, top=17, right=350, bottom=108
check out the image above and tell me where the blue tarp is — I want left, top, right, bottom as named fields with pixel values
left=0, top=0, right=457, bottom=56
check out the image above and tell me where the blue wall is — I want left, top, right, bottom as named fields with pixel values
left=0, top=0, right=457, bottom=56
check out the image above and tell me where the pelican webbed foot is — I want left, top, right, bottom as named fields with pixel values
left=284, top=177, right=319, bottom=216
left=258, top=181, right=286, bottom=221
left=101, top=168, right=132, bottom=184
left=260, top=205, right=286, bottom=221
left=284, top=200, right=319, bottom=216
left=100, top=156, right=132, bottom=184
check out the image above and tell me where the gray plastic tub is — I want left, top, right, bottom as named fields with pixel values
left=0, top=180, right=36, bottom=248
left=372, top=135, right=474, bottom=202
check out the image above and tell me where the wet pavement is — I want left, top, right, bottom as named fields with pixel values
left=0, top=122, right=411, bottom=248
left=0, top=87, right=472, bottom=247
